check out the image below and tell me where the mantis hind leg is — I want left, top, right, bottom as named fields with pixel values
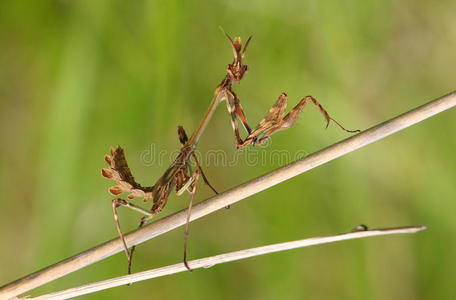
left=111, top=198, right=154, bottom=275
left=181, top=170, right=201, bottom=271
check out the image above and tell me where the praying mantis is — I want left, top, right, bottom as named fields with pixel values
left=101, top=30, right=360, bottom=274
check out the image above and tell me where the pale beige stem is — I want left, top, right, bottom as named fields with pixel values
left=1, top=91, right=455, bottom=299
left=22, top=226, right=426, bottom=300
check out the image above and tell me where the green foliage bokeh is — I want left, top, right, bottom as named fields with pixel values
left=1, top=1, right=455, bottom=299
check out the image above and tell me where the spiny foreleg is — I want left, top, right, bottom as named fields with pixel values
left=240, top=94, right=360, bottom=147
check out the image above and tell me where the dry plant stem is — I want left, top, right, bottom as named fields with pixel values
left=1, top=91, right=455, bottom=299
left=20, top=226, right=426, bottom=300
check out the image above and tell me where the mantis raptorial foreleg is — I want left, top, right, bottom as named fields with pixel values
left=225, top=93, right=253, bottom=147
left=240, top=94, right=360, bottom=147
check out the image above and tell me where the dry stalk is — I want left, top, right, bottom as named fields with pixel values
left=21, top=226, right=426, bottom=300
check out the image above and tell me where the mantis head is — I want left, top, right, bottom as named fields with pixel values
left=222, top=30, right=252, bottom=83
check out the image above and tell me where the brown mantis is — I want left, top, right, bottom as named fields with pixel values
left=102, top=30, right=360, bottom=274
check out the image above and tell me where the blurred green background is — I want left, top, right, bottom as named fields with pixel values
left=1, top=0, right=455, bottom=299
